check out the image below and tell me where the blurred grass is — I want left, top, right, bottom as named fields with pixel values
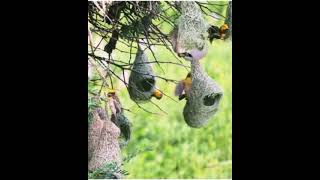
left=114, top=40, right=232, bottom=178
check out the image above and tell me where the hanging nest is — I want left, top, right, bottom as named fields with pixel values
left=128, top=47, right=158, bottom=103
left=88, top=107, right=122, bottom=177
left=183, top=60, right=223, bottom=128
left=175, top=1, right=209, bottom=52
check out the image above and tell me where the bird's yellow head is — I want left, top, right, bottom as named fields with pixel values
left=107, top=89, right=116, bottom=97
left=220, top=24, right=229, bottom=32
left=220, top=24, right=229, bottom=40
left=153, top=89, right=163, bottom=100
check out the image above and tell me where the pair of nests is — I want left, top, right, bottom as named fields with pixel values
left=173, top=1, right=223, bottom=128
left=128, top=2, right=224, bottom=128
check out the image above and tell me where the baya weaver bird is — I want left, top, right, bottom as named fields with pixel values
left=175, top=72, right=192, bottom=100
left=107, top=89, right=122, bottom=113
left=219, top=24, right=229, bottom=40
left=152, top=89, right=163, bottom=100
left=107, top=89, right=131, bottom=142
left=208, top=23, right=230, bottom=43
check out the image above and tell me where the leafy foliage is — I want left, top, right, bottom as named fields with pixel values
left=88, top=161, right=129, bottom=179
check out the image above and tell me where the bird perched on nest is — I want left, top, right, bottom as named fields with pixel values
left=173, top=36, right=209, bottom=101
left=107, top=89, right=121, bottom=113
left=152, top=89, right=163, bottom=100
left=208, top=23, right=230, bottom=43
left=179, top=45, right=224, bottom=128
left=219, top=24, right=229, bottom=40
left=174, top=44, right=209, bottom=100
left=107, top=89, right=131, bottom=144
left=128, top=45, right=164, bottom=103
left=175, top=72, right=192, bottom=100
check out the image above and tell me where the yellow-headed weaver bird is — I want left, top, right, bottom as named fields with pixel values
left=175, top=72, right=192, bottom=100
left=219, top=24, right=229, bottom=40
left=107, top=89, right=122, bottom=114
left=208, top=23, right=230, bottom=43
left=107, top=89, right=131, bottom=142
left=152, top=89, right=163, bottom=100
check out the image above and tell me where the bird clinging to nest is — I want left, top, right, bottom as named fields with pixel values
left=152, top=89, right=163, bottom=100
left=179, top=48, right=224, bottom=128
left=219, top=24, right=229, bottom=40
left=208, top=23, right=230, bottom=43
left=107, top=89, right=132, bottom=144
left=128, top=45, right=163, bottom=103
left=175, top=72, right=192, bottom=101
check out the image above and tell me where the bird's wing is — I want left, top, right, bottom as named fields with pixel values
left=175, top=80, right=185, bottom=96
left=113, top=94, right=122, bottom=113
left=108, top=97, right=117, bottom=116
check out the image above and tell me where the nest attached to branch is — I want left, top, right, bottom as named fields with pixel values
left=183, top=60, right=223, bottom=128
left=128, top=47, right=157, bottom=103
left=176, top=1, right=209, bottom=51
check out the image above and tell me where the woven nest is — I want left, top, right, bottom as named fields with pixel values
left=128, top=47, right=157, bottom=103
left=183, top=60, right=223, bottom=128
left=176, top=1, right=209, bottom=51
left=88, top=107, right=121, bottom=172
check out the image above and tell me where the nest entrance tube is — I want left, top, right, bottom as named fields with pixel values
left=203, top=93, right=222, bottom=106
left=128, top=47, right=157, bottom=103
left=183, top=60, right=223, bottom=128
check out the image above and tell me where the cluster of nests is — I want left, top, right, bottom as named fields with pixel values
left=127, top=1, right=229, bottom=128
left=90, top=1, right=230, bottom=144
